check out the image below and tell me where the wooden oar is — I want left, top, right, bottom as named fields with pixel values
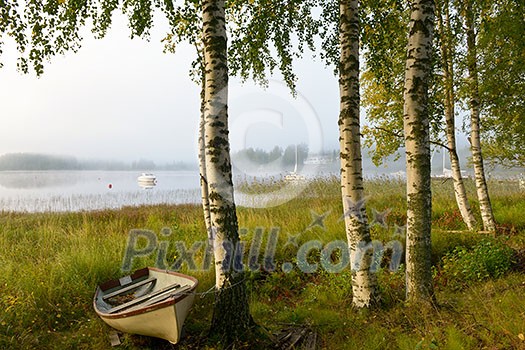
left=124, top=285, right=192, bottom=313
left=108, top=283, right=182, bottom=314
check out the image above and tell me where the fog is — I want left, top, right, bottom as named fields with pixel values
left=0, top=14, right=345, bottom=165
left=0, top=13, right=472, bottom=168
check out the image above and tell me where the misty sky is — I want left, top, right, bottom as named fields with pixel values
left=1, top=12, right=472, bottom=168
left=0, top=14, right=342, bottom=164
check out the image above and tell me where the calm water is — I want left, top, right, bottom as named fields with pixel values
left=0, top=171, right=202, bottom=212
left=0, top=167, right=403, bottom=212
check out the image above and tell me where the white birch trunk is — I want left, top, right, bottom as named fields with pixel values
left=339, top=0, right=377, bottom=308
left=199, top=77, right=213, bottom=237
left=403, top=0, right=435, bottom=302
left=202, top=0, right=252, bottom=337
left=464, top=3, right=497, bottom=233
left=437, top=0, right=476, bottom=231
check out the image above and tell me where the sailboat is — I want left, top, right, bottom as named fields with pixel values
left=285, top=145, right=306, bottom=182
left=434, top=148, right=466, bottom=179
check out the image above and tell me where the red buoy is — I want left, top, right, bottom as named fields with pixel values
left=108, top=183, right=113, bottom=189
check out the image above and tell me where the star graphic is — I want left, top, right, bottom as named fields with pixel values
left=393, top=224, right=406, bottom=237
left=339, top=196, right=367, bottom=223
left=371, top=208, right=391, bottom=228
left=306, top=210, right=331, bottom=231
left=285, top=233, right=300, bottom=248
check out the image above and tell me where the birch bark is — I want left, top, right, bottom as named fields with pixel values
left=339, top=0, right=377, bottom=308
left=202, top=0, right=252, bottom=337
left=463, top=1, right=496, bottom=233
left=403, top=0, right=435, bottom=302
left=199, top=74, right=213, bottom=238
left=436, top=0, right=476, bottom=230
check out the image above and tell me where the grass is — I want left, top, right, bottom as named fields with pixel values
left=0, top=178, right=524, bottom=349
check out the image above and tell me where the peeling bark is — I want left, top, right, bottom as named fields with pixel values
left=403, top=0, right=435, bottom=303
left=338, top=0, right=377, bottom=308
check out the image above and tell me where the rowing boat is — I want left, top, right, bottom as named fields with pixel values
left=93, top=267, right=198, bottom=344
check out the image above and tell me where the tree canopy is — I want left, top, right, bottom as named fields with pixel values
left=477, top=0, right=525, bottom=167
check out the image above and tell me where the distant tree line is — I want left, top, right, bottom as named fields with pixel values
left=0, top=153, right=196, bottom=171
left=231, top=144, right=324, bottom=167
left=0, top=153, right=80, bottom=170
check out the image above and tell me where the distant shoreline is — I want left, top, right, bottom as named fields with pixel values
left=0, top=152, right=197, bottom=172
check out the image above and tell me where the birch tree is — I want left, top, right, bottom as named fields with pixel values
left=460, top=0, right=496, bottom=233
left=229, top=0, right=381, bottom=308
left=165, top=1, right=214, bottom=260
left=403, top=0, right=435, bottom=302
left=360, top=0, right=479, bottom=231
left=154, top=0, right=323, bottom=336
left=201, top=0, right=253, bottom=338
left=165, top=0, right=274, bottom=339
left=198, top=54, right=214, bottom=261
left=338, top=0, right=377, bottom=308
left=436, top=0, right=476, bottom=230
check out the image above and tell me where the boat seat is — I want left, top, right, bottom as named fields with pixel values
left=103, top=277, right=157, bottom=301
left=108, top=282, right=185, bottom=314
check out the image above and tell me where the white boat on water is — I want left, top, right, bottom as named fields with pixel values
left=285, top=145, right=306, bottom=182
left=137, top=173, right=157, bottom=183
left=93, top=267, right=198, bottom=344
left=284, top=172, right=306, bottom=182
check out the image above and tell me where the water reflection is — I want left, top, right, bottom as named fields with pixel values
left=0, top=171, right=79, bottom=189
left=138, top=182, right=156, bottom=190
left=0, top=189, right=202, bottom=212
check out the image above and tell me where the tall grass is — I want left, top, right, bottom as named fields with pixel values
left=0, top=178, right=523, bottom=349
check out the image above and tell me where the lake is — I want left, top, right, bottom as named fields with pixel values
left=0, top=166, right=404, bottom=212
left=0, top=169, right=329, bottom=212
left=0, top=171, right=202, bottom=212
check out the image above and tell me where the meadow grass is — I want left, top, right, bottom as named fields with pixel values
left=0, top=178, right=524, bottom=349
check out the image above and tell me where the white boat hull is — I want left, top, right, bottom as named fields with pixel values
left=137, top=173, right=157, bottom=183
left=94, top=268, right=198, bottom=344
left=284, top=172, right=306, bottom=182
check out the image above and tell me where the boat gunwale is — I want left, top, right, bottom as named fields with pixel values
left=93, top=267, right=198, bottom=320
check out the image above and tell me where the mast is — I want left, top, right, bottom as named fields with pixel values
left=293, top=144, right=298, bottom=173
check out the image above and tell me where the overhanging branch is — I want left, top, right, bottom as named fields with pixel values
left=372, top=126, right=451, bottom=151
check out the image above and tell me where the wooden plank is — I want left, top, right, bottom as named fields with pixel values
left=284, top=328, right=306, bottom=349
left=99, top=268, right=149, bottom=291
left=304, top=331, right=317, bottom=350
left=125, top=285, right=192, bottom=312
left=108, top=283, right=181, bottom=314
left=103, top=277, right=156, bottom=301
left=108, top=331, right=121, bottom=347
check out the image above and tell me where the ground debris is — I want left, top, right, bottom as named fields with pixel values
left=109, top=331, right=121, bottom=347
left=107, top=293, right=136, bottom=307
left=273, top=325, right=317, bottom=350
